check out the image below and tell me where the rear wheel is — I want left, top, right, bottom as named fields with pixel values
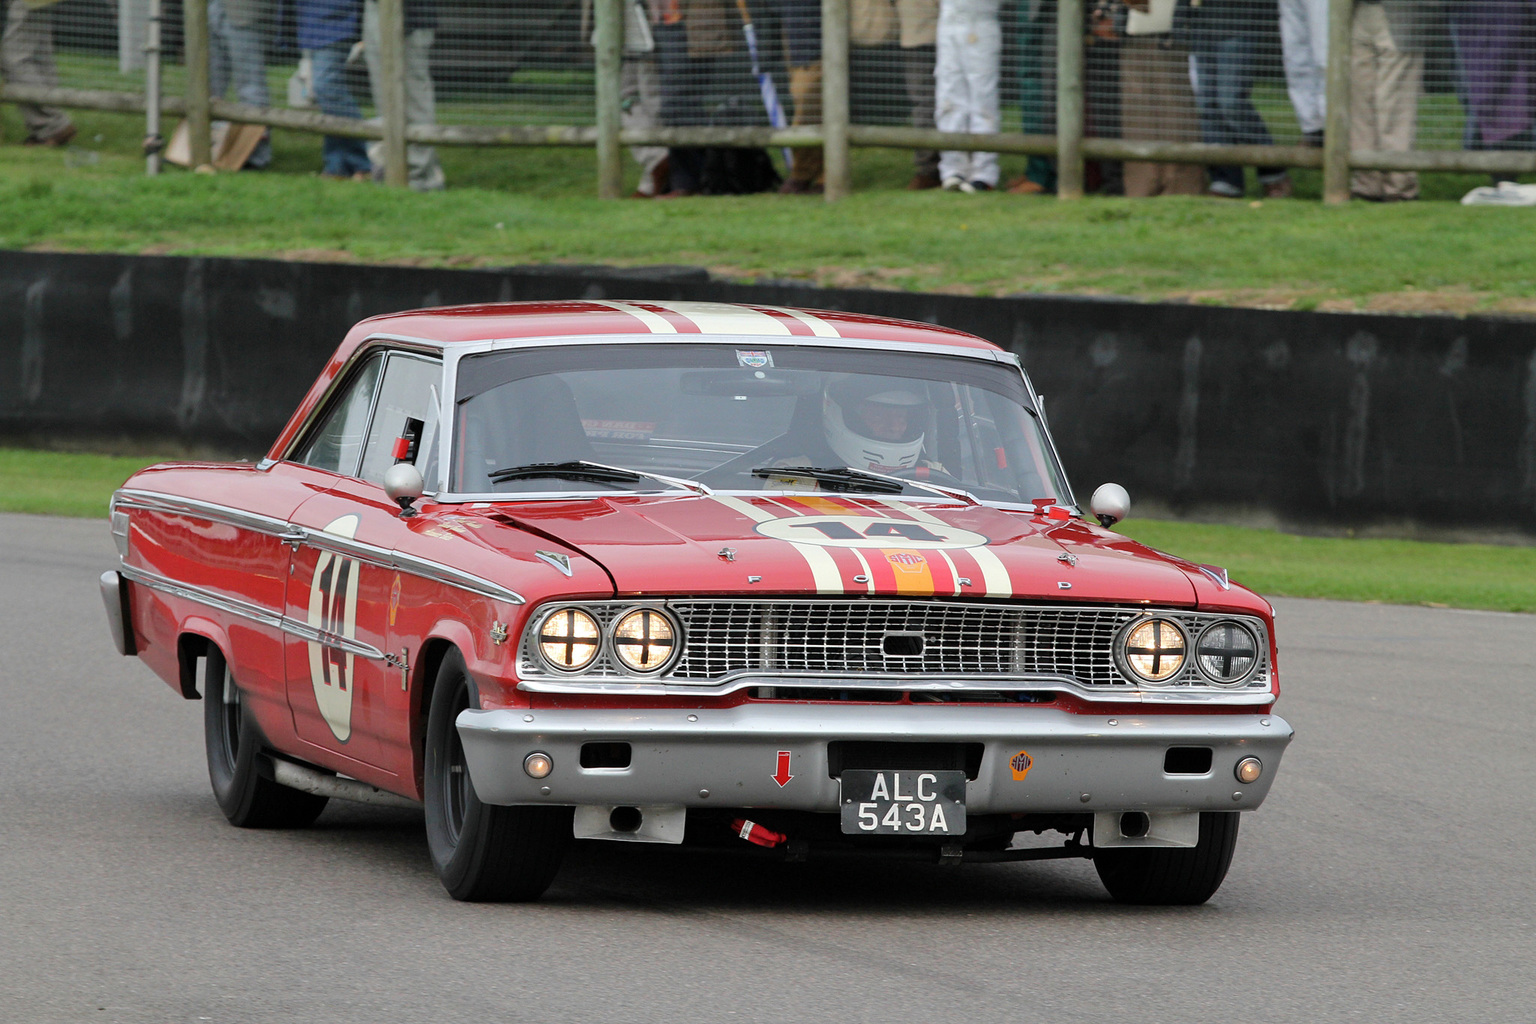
left=423, top=648, right=571, bottom=902
left=1092, top=811, right=1240, bottom=905
left=203, top=645, right=329, bottom=828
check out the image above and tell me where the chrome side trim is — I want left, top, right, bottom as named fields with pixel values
left=119, top=563, right=388, bottom=661
left=514, top=671, right=1276, bottom=705
left=116, top=489, right=525, bottom=606
left=116, top=489, right=294, bottom=539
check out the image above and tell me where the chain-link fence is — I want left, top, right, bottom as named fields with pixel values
left=4, top=0, right=1536, bottom=199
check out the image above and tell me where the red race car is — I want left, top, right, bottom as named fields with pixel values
left=102, top=300, right=1292, bottom=904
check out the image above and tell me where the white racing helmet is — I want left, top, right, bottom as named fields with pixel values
left=822, top=376, right=927, bottom=471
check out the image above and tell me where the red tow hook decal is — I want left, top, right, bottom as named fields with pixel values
left=731, top=818, right=787, bottom=848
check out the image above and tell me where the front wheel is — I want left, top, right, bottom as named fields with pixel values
left=423, top=649, right=571, bottom=902
left=203, top=645, right=329, bottom=828
left=1092, top=811, right=1240, bottom=905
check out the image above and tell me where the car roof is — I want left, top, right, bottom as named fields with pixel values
left=270, top=301, right=1008, bottom=461
left=348, top=300, right=1001, bottom=352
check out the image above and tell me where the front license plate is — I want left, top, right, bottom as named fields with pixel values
left=839, top=769, right=967, bottom=836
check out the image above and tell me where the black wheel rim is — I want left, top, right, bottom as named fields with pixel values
left=218, top=665, right=241, bottom=770
left=441, top=676, right=471, bottom=845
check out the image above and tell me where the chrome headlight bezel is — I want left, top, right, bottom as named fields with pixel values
left=1192, top=619, right=1263, bottom=687
left=609, top=606, right=682, bottom=675
left=1115, top=615, right=1189, bottom=686
left=532, top=605, right=603, bottom=673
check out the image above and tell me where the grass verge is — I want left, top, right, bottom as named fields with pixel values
left=4, top=109, right=1536, bottom=315
left=8, top=448, right=1531, bottom=613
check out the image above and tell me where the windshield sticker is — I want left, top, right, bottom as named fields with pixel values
left=582, top=419, right=656, bottom=441
left=736, top=350, right=773, bottom=368
left=754, top=515, right=988, bottom=550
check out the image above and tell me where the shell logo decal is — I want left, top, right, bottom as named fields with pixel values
left=753, top=514, right=987, bottom=551
left=307, top=514, right=360, bottom=743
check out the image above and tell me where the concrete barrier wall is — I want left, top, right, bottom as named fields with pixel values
left=3, top=249, right=1533, bottom=534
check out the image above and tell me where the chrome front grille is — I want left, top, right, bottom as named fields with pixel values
left=517, top=598, right=1272, bottom=693
left=670, top=601, right=1132, bottom=683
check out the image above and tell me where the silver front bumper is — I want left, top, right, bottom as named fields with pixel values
left=456, top=704, right=1293, bottom=815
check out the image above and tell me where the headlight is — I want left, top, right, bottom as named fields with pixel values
left=1121, top=617, right=1187, bottom=684
left=611, top=608, right=679, bottom=673
left=536, top=607, right=601, bottom=671
left=1194, top=621, right=1260, bottom=686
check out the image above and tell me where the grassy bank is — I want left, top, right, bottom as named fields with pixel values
left=4, top=110, right=1536, bottom=315
left=9, top=448, right=1530, bottom=613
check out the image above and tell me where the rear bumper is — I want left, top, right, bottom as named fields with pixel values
left=456, top=704, right=1293, bottom=814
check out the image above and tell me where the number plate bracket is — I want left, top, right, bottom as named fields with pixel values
left=839, top=769, right=967, bottom=836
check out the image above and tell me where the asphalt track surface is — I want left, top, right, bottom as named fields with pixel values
left=3, top=512, right=1533, bottom=1024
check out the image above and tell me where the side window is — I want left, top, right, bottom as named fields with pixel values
left=358, top=355, right=443, bottom=485
left=293, top=353, right=385, bottom=475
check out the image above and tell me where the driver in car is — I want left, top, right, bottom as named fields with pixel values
left=759, top=376, right=950, bottom=489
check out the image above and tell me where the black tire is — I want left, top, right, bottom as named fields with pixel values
left=203, top=645, right=329, bottom=829
left=1092, top=811, right=1240, bottom=905
left=423, top=648, right=571, bottom=902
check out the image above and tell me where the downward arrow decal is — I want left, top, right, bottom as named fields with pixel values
left=773, top=750, right=794, bottom=787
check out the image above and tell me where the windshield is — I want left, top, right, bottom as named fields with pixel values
left=451, top=343, right=1073, bottom=506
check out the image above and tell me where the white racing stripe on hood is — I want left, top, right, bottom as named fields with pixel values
left=709, top=494, right=845, bottom=594
left=592, top=301, right=677, bottom=334
left=648, top=301, right=793, bottom=336
left=876, top=498, right=1014, bottom=598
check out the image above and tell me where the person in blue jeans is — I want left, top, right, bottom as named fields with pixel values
left=1183, top=0, right=1292, bottom=198
left=298, top=0, right=371, bottom=178
left=208, top=0, right=272, bottom=168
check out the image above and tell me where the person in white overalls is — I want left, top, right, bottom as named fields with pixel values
left=934, top=0, right=999, bottom=191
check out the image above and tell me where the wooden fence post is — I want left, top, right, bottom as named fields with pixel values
left=1323, top=0, right=1352, bottom=204
left=378, top=0, right=408, bottom=187
left=595, top=0, right=624, bottom=198
left=821, top=0, right=851, bottom=201
left=183, top=0, right=211, bottom=167
left=1055, top=0, right=1084, bottom=199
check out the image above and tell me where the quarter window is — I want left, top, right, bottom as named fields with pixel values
left=293, top=353, right=384, bottom=476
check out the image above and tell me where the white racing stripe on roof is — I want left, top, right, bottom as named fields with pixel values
left=648, top=301, right=793, bottom=336
left=591, top=301, right=677, bottom=334
left=769, top=306, right=841, bottom=338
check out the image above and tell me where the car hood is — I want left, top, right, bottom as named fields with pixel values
left=488, top=493, right=1199, bottom=605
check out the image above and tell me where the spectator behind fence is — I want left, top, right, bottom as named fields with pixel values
left=777, top=0, right=823, bottom=193
left=362, top=0, right=445, bottom=190
left=298, top=0, right=372, bottom=179
left=898, top=0, right=941, bottom=189
left=1449, top=2, right=1536, bottom=154
left=2, top=0, right=75, bottom=146
left=935, top=0, right=1000, bottom=192
left=1009, top=0, right=1053, bottom=194
left=655, top=0, right=779, bottom=196
left=1184, top=0, right=1291, bottom=199
left=1119, top=0, right=1203, bottom=196
left=208, top=0, right=273, bottom=168
left=1279, top=0, right=1327, bottom=147
left=1351, top=0, right=1431, bottom=201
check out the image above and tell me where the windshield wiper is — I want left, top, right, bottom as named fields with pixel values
left=751, top=465, right=980, bottom=504
left=488, top=460, right=710, bottom=495
left=750, top=466, right=905, bottom=494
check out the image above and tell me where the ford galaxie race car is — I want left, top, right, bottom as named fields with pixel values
left=102, top=300, right=1292, bottom=904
